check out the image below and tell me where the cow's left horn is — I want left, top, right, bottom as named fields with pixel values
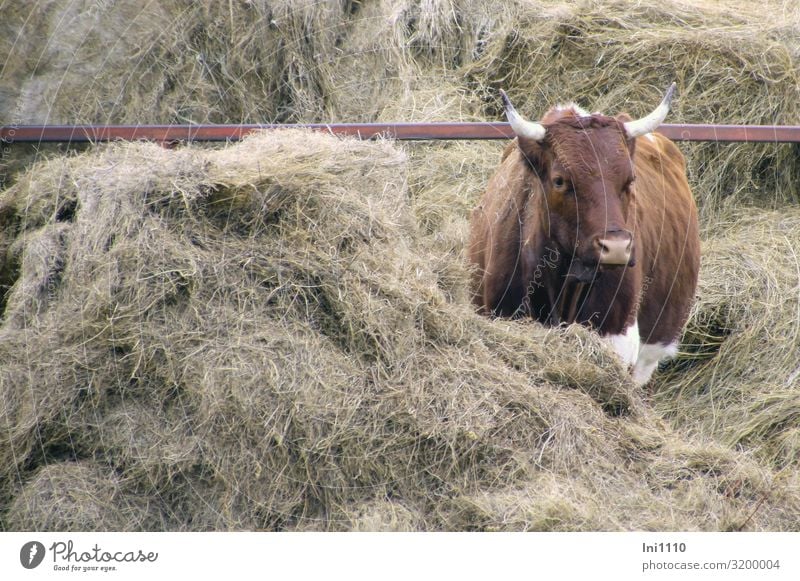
left=500, top=89, right=546, bottom=142
left=623, top=82, right=677, bottom=138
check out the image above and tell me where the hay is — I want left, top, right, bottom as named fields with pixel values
left=657, top=209, right=800, bottom=470
left=1, top=130, right=797, bottom=531
left=2, top=0, right=800, bottom=531
left=6, top=461, right=163, bottom=531
left=0, top=131, right=606, bottom=530
left=4, top=0, right=800, bottom=212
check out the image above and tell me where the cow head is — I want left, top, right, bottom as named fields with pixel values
left=502, top=84, right=676, bottom=283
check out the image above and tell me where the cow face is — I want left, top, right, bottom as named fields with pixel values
left=500, top=86, right=675, bottom=282
left=527, top=115, right=637, bottom=281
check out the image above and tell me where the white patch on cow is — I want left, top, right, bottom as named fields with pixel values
left=644, top=132, right=657, bottom=143
left=604, top=321, right=640, bottom=368
left=632, top=341, right=678, bottom=385
left=555, top=102, right=592, bottom=117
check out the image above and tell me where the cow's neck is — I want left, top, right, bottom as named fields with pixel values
left=552, top=255, right=592, bottom=326
left=553, top=278, right=590, bottom=326
left=526, top=243, right=592, bottom=326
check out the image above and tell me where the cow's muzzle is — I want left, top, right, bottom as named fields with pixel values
left=594, top=232, right=634, bottom=266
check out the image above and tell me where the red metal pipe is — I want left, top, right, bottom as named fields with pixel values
left=3, top=122, right=800, bottom=144
left=0, top=123, right=508, bottom=143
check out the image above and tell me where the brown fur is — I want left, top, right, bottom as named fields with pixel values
left=469, top=107, right=699, bottom=352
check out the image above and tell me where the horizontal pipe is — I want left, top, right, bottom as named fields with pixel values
left=3, top=122, right=800, bottom=144
left=5, top=123, right=506, bottom=143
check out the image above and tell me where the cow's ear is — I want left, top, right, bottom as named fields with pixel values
left=516, top=136, right=547, bottom=176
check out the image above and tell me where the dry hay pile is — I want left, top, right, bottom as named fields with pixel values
left=3, top=0, right=800, bottom=215
left=2, top=130, right=797, bottom=532
left=658, top=209, right=800, bottom=472
left=2, top=0, right=800, bottom=532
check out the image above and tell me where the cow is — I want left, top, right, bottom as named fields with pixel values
left=468, top=84, right=700, bottom=385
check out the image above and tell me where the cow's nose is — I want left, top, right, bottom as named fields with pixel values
left=596, top=235, right=632, bottom=265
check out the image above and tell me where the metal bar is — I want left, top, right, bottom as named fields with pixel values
left=3, top=122, right=800, bottom=144
left=657, top=124, right=800, bottom=143
left=0, top=123, right=509, bottom=143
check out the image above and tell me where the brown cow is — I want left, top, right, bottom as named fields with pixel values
left=469, top=84, right=699, bottom=384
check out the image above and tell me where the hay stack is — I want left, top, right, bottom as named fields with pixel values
left=3, top=0, right=800, bottom=532
left=1, top=130, right=797, bottom=531
left=658, top=210, right=800, bottom=470
left=3, top=0, right=800, bottom=213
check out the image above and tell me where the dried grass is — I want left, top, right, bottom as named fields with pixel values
left=657, top=209, right=800, bottom=471
left=2, top=0, right=800, bottom=531
left=3, top=0, right=800, bottom=212
left=2, top=130, right=798, bottom=531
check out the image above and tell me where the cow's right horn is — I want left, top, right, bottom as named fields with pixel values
left=500, top=89, right=546, bottom=142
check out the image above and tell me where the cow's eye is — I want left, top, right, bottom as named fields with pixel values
left=553, top=176, right=566, bottom=189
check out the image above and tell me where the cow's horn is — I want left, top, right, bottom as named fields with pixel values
left=623, top=82, right=677, bottom=138
left=500, top=89, right=546, bottom=142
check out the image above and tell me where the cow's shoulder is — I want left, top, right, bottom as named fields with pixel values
left=636, top=132, right=686, bottom=171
